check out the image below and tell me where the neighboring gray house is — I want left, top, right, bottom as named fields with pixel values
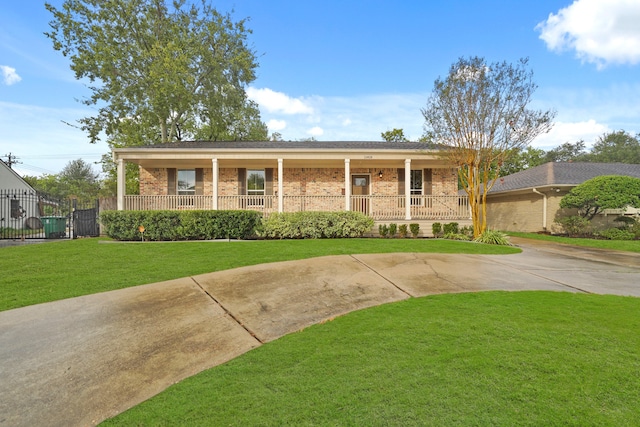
left=0, top=160, right=40, bottom=229
left=484, top=162, right=640, bottom=233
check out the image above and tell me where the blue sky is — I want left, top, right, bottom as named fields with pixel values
left=1, top=0, right=639, bottom=176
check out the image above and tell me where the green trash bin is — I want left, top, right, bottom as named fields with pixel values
left=42, top=216, right=67, bottom=239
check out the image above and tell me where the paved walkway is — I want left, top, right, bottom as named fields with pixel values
left=1, top=238, right=639, bottom=426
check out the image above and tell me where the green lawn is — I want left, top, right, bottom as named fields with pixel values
left=4, top=236, right=640, bottom=425
left=0, top=238, right=519, bottom=312
left=507, top=232, right=640, bottom=252
left=103, top=291, right=640, bottom=426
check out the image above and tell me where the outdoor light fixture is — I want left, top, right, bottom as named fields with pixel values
left=378, top=171, right=383, bottom=178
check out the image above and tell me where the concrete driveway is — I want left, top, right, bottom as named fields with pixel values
left=1, top=238, right=639, bottom=426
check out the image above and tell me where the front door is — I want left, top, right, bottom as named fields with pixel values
left=351, top=175, right=370, bottom=215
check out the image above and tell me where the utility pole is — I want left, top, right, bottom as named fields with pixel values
left=3, top=153, right=21, bottom=169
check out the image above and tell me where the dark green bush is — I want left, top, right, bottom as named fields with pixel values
left=100, top=210, right=261, bottom=241
left=597, top=228, right=635, bottom=241
left=379, top=224, right=389, bottom=238
left=388, top=223, right=398, bottom=238
left=410, top=223, right=420, bottom=238
left=443, top=222, right=459, bottom=235
left=398, top=224, right=408, bottom=238
left=556, top=215, right=591, bottom=236
left=431, top=222, right=442, bottom=237
left=261, top=211, right=374, bottom=239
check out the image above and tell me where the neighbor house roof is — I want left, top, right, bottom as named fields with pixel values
left=0, top=159, right=36, bottom=192
left=489, top=162, right=640, bottom=194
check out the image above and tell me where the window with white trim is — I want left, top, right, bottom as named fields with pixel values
left=410, top=169, right=423, bottom=205
left=247, top=169, right=265, bottom=205
left=177, top=170, right=196, bottom=195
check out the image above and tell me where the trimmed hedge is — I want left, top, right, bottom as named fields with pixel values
left=260, top=211, right=374, bottom=239
left=100, top=210, right=262, bottom=241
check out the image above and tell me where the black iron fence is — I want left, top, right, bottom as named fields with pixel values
left=0, top=189, right=101, bottom=240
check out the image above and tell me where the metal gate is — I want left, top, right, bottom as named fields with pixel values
left=1, top=190, right=100, bottom=240
left=1, top=190, right=70, bottom=240
left=72, top=199, right=100, bottom=238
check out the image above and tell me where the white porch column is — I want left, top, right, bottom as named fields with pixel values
left=344, top=158, right=351, bottom=211
left=212, top=158, right=219, bottom=210
left=405, top=159, right=411, bottom=220
left=116, top=157, right=125, bottom=211
left=278, top=158, right=284, bottom=213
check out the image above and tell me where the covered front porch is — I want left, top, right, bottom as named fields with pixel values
left=113, top=141, right=470, bottom=222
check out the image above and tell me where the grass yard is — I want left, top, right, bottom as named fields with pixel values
left=4, top=235, right=639, bottom=425
left=102, top=291, right=640, bottom=426
left=0, top=238, right=519, bottom=312
left=507, top=232, right=640, bottom=253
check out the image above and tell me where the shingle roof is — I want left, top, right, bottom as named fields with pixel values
left=136, top=140, right=436, bottom=150
left=489, top=162, right=640, bottom=194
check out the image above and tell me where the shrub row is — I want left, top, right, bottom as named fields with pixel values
left=260, top=211, right=374, bottom=239
left=555, top=215, right=640, bottom=240
left=378, top=223, right=420, bottom=238
left=100, top=210, right=262, bottom=241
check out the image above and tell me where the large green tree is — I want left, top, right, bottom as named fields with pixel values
left=45, top=0, right=267, bottom=145
left=560, top=175, right=640, bottom=219
left=24, top=159, right=101, bottom=203
left=381, top=128, right=408, bottom=142
left=543, top=140, right=588, bottom=163
left=498, top=146, right=546, bottom=177
left=588, top=130, right=640, bottom=163
left=422, top=57, right=555, bottom=237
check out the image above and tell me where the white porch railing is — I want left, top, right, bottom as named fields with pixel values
left=123, top=195, right=470, bottom=220
left=352, top=195, right=470, bottom=220
left=217, top=195, right=279, bottom=217
left=124, top=195, right=213, bottom=210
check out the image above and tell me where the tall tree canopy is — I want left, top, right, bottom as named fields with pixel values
left=422, top=57, right=555, bottom=237
left=588, top=130, right=640, bottom=163
left=24, top=159, right=100, bottom=203
left=543, top=140, right=588, bottom=163
left=45, top=0, right=267, bottom=145
left=381, top=128, right=408, bottom=142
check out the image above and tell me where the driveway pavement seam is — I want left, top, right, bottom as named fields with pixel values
left=482, top=256, right=593, bottom=295
left=190, top=276, right=264, bottom=344
left=348, top=254, right=413, bottom=297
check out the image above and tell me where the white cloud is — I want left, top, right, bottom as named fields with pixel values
left=531, top=119, right=610, bottom=150
left=247, top=87, right=314, bottom=115
left=1, top=65, right=21, bottom=85
left=251, top=86, right=637, bottom=147
left=266, top=119, right=287, bottom=131
left=253, top=91, right=428, bottom=141
left=307, top=126, right=324, bottom=137
left=536, top=0, right=640, bottom=68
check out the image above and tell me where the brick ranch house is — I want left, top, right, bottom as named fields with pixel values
left=112, top=141, right=471, bottom=233
left=484, top=162, right=640, bottom=233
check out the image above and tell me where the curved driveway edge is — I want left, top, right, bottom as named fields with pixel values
left=1, top=239, right=639, bottom=426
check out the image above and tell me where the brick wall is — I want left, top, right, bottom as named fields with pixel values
left=139, top=166, right=459, bottom=197
left=485, top=191, right=567, bottom=233
left=139, top=167, right=167, bottom=195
